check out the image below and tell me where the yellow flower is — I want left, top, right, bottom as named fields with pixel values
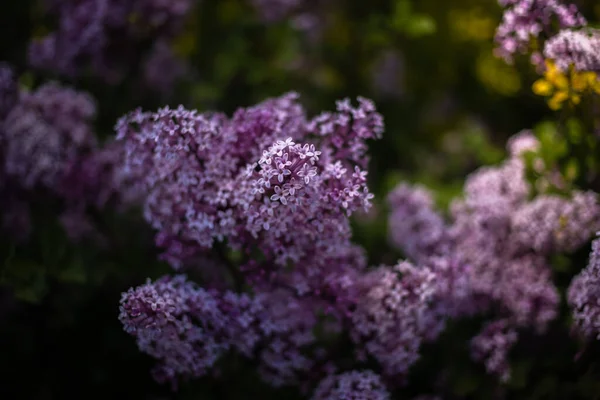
left=532, top=79, right=553, bottom=96
left=532, top=59, right=600, bottom=110
left=544, top=60, right=568, bottom=89
left=547, top=91, right=569, bottom=110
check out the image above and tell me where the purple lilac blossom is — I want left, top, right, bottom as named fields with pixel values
left=29, top=0, right=193, bottom=83
left=511, top=191, right=600, bottom=254
left=251, top=289, right=322, bottom=387
left=448, top=156, right=561, bottom=332
left=120, top=275, right=328, bottom=388
left=471, top=319, right=519, bottom=382
left=385, top=130, right=600, bottom=380
left=494, top=0, right=585, bottom=64
left=2, top=82, right=97, bottom=190
left=311, top=370, right=391, bottom=400
left=568, top=236, right=600, bottom=339
left=349, top=261, right=443, bottom=377
left=387, top=183, right=450, bottom=262
left=506, top=129, right=539, bottom=157
left=422, top=256, right=477, bottom=319
left=544, top=28, right=600, bottom=73
left=115, top=93, right=382, bottom=280
left=119, top=275, right=235, bottom=388
left=388, top=137, right=563, bottom=334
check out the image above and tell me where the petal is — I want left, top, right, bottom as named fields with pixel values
left=532, top=79, right=553, bottom=96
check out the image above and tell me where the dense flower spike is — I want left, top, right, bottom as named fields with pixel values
left=471, top=319, right=518, bottom=382
left=115, top=104, right=233, bottom=263
left=387, top=184, right=450, bottom=261
left=511, top=191, right=600, bottom=253
left=311, top=370, right=391, bottom=400
left=251, top=289, right=321, bottom=387
left=568, top=237, right=600, bottom=339
left=29, top=0, right=193, bottom=84
left=544, top=29, right=600, bottom=73
left=116, top=93, right=382, bottom=274
left=307, top=96, right=384, bottom=169
left=119, top=275, right=233, bottom=387
left=422, top=256, right=476, bottom=319
left=120, top=275, right=326, bottom=388
left=494, top=0, right=585, bottom=63
left=2, top=82, right=97, bottom=190
left=350, top=261, right=443, bottom=377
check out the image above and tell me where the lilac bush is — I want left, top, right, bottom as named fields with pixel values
left=4, top=0, right=600, bottom=398
left=387, top=130, right=600, bottom=379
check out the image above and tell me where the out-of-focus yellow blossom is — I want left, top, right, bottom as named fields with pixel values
left=448, top=8, right=494, bottom=42
left=533, top=60, right=600, bottom=110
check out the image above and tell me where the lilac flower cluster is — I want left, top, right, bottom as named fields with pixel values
left=470, top=319, right=519, bottom=382
left=0, top=63, right=139, bottom=241
left=568, top=236, right=600, bottom=340
left=29, top=0, right=193, bottom=85
left=118, top=275, right=234, bottom=387
left=350, top=259, right=471, bottom=378
left=115, top=93, right=382, bottom=290
left=494, top=0, right=585, bottom=63
left=543, top=28, right=600, bottom=73
left=387, top=130, right=600, bottom=379
left=350, top=261, right=441, bottom=377
left=119, top=274, right=326, bottom=388
left=387, top=183, right=450, bottom=262
left=311, top=370, right=391, bottom=400
left=2, top=82, right=97, bottom=190
left=512, top=191, right=600, bottom=253
left=114, top=93, right=393, bottom=388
